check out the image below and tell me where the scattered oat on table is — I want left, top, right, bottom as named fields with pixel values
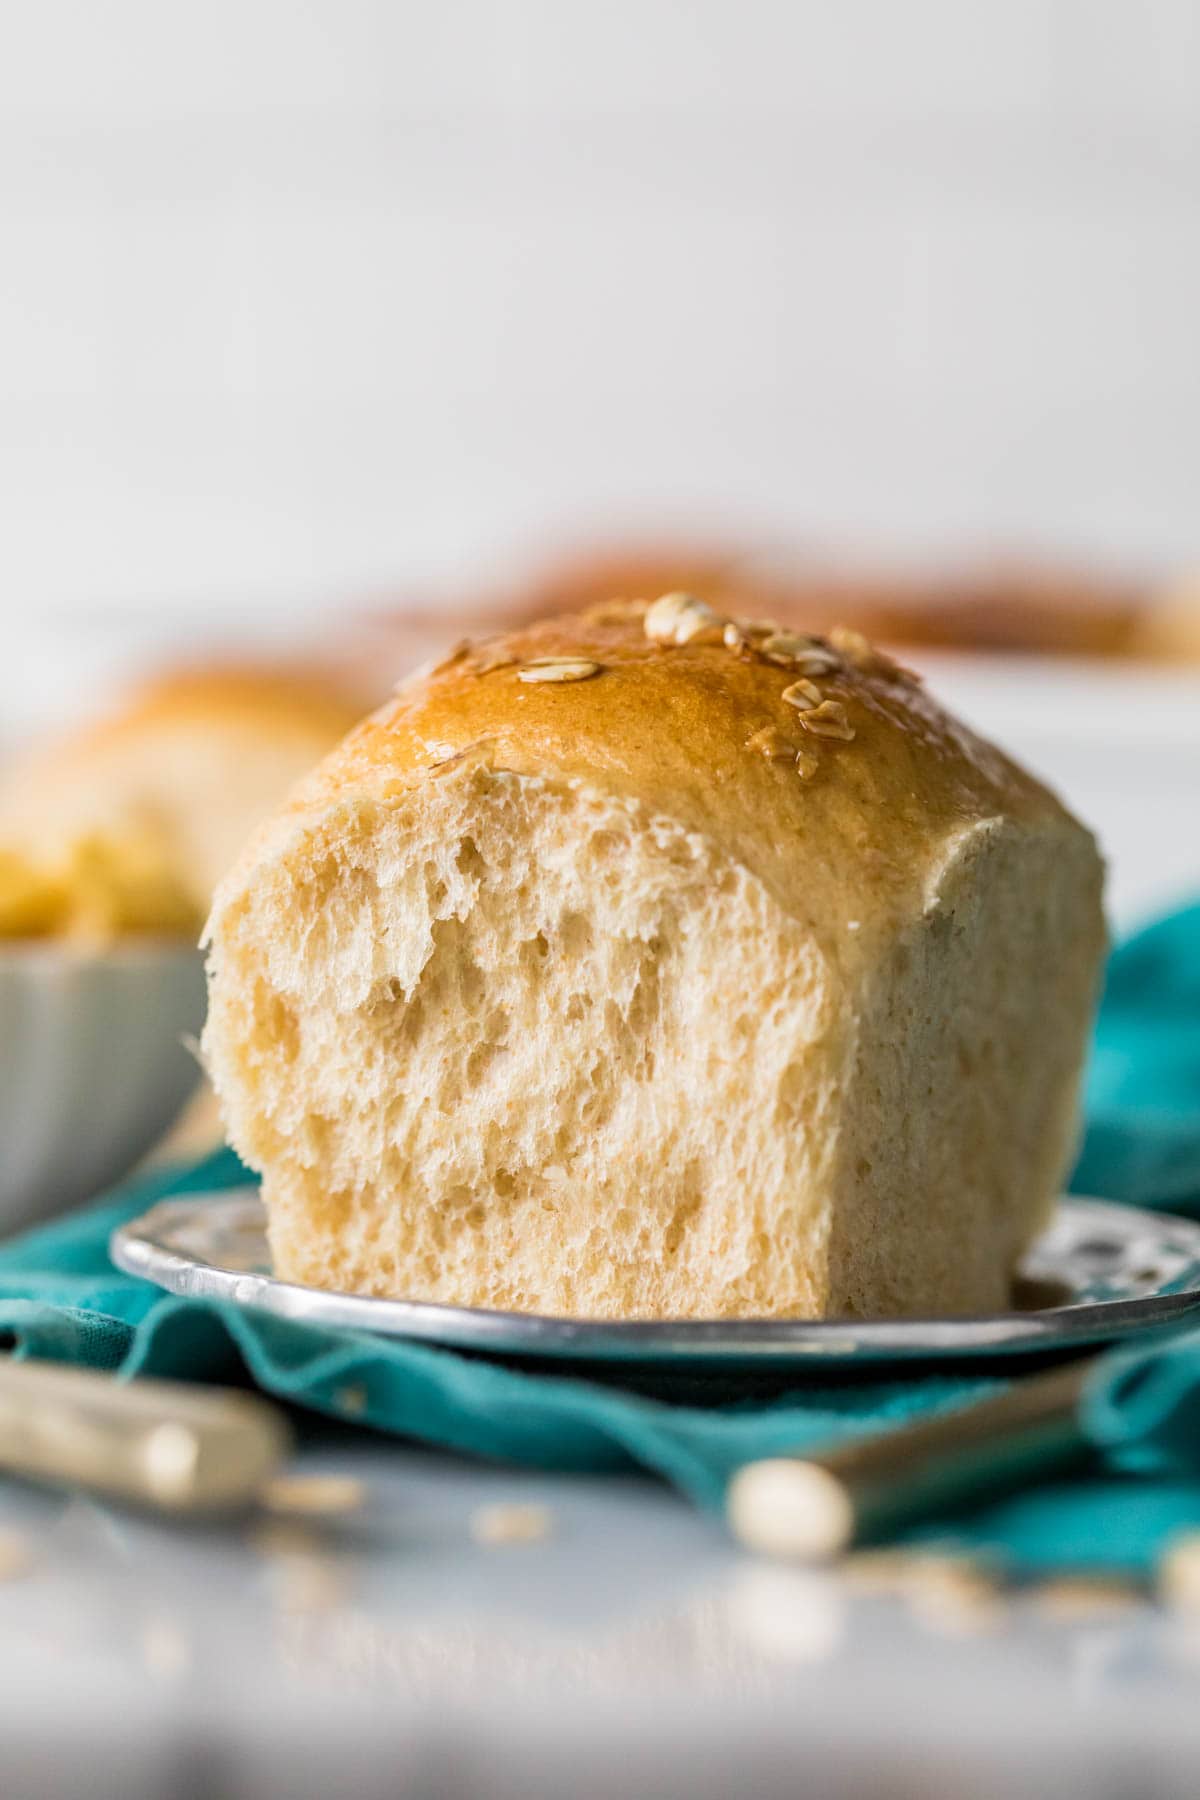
left=902, top=1557, right=1007, bottom=1636
left=248, top=1519, right=326, bottom=1560
left=265, top=1553, right=347, bottom=1614
left=469, top=1502, right=554, bottom=1547
left=260, top=1474, right=366, bottom=1518
left=139, top=1616, right=192, bottom=1681
left=840, top=1549, right=1008, bottom=1634
left=249, top=1520, right=347, bottom=1612
left=1029, top=1574, right=1144, bottom=1621
left=0, top=1529, right=33, bottom=1582
left=840, top=1548, right=928, bottom=1595
left=1159, top=1534, right=1200, bottom=1613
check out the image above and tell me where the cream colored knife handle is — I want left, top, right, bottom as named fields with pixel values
left=0, top=1359, right=292, bottom=1514
left=728, top=1358, right=1094, bottom=1561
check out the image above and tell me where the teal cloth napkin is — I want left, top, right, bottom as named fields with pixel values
left=1073, top=901, right=1200, bottom=1215
left=2, top=900, right=1200, bottom=1573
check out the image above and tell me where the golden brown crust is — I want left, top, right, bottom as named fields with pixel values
left=274, top=600, right=1082, bottom=936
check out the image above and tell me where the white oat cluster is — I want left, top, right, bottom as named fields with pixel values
left=631, top=590, right=901, bottom=779
left=452, top=595, right=905, bottom=790
left=642, top=590, right=726, bottom=646
left=516, top=658, right=604, bottom=684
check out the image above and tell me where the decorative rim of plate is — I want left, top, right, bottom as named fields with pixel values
left=110, top=1190, right=1200, bottom=1366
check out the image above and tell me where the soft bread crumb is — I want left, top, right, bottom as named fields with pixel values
left=208, top=767, right=844, bottom=1318
left=206, top=766, right=1097, bottom=1320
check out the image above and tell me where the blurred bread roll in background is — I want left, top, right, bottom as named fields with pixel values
left=204, top=597, right=1105, bottom=1322
left=502, top=540, right=1156, bottom=661
left=0, top=656, right=391, bottom=1167
left=1129, top=576, right=1200, bottom=663
left=0, top=664, right=371, bottom=931
left=0, top=587, right=546, bottom=944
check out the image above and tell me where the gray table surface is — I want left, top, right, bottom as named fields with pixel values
left=3, top=1439, right=1200, bottom=1799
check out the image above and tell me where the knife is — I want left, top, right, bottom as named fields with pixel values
left=727, top=1357, right=1095, bottom=1560
left=0, top=1357, right=291, bottom=1515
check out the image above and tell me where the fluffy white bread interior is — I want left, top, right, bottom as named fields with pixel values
left=203, top=611, right=1106, bottom=1320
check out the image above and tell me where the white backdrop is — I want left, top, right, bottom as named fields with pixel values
left=4, top=0, right=1200, bottom=723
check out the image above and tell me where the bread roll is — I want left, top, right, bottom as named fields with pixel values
left=203, top=598, right=1106, bottom=1320
left=0, top=665, right=367, bottom=922
left=509, top=542, right=1146, bottom=659
left=1130, top=576, right=1200, bottom=663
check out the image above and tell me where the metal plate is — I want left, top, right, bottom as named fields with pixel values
left=111, top=1189, right=1200, bottom=1369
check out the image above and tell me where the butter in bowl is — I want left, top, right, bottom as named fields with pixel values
left=0, top=659, right=373, bottom=1236
left=0, top=827, right=207, bottom=1233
